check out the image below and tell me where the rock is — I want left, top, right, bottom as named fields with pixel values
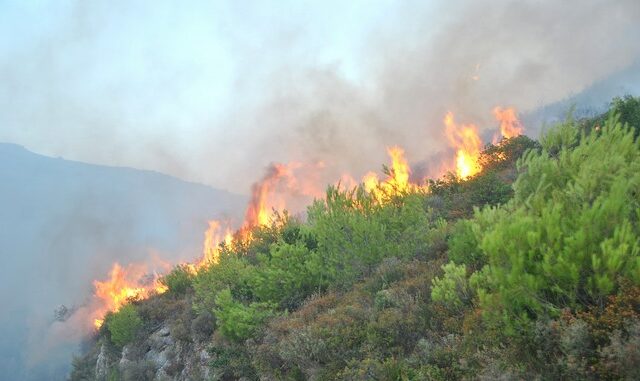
left=95, top=343, right=109, bottom=381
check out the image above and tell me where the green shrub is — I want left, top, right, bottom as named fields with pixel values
left=431, top=262, right=470, bottom=309
left=159, top=264, right=194, bottom=295
left=250, top=241, right=324, bottom=309
left=107, top=304, right=143, bottom=347
left=447, top=219, right=483, bottom=268
left=192, top=254, right=253, bottom=314
left=472, top=114, right=640, bottom=329
left=214, top=288, right=274, bottom=342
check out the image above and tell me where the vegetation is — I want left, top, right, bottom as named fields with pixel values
left=105, top=305, right=143, bottom=347
left=71, top=97, right=640, bottom=380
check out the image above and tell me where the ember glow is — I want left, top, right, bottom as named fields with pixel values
left=87, top=106, right=525, bottom=328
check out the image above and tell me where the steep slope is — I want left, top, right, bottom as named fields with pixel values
left=0, top=143, right=245, bottom=381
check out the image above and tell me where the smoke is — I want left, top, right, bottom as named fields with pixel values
left=1, top=1, right=639, bottom=377
left=197, top=0, right=640, bottom=192
left=2, top=0, right=639, bottom=195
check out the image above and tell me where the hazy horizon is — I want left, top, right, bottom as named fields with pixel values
left=2, top=0, right=639, bottom=194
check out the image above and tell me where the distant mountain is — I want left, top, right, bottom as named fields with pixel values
left=522, top=60, right=640, bottom=133
left=0, top=143, right=246, bottom=381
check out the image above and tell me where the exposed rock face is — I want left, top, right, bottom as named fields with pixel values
left=95, top=344, right=110, bottom=380
left=82, top=323, right=212, bottom=381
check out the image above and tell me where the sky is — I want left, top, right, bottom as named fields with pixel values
left=1, top=0, right=639, bottom=193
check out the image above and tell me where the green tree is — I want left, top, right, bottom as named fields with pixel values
left=471, top=114, right=640, bottom=329
left=107, top=304, right=143, bottom=347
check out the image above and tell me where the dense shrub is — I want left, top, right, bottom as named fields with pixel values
left=470, top=115, right=640, bottom=329
left=159, top=264, right=194, bottom=295
left=431, top=262, right=471, bottom=309
left=72, top=98, right=640, bottom=381
left=214, top=288, right=274, bottom=342
left=192, top=254, right=252, bottom=314
left=106, top=305, right=143, bottom=347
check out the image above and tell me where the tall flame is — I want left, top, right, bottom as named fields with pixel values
left=199, top=220, right=233, bottom=268
left=361, top=146, right=421, bottom=200
left=444, top=112, right=483, bottom=179
left=243, top=163, right=290, bottom=231
left=493, top=106, right=524, bottom=139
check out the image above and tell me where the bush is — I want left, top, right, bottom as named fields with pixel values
left=214, top=288, right=274, bottom=342
left=192, top=254, right=252, bottom=314
left=431, top=262, right=470, bottom=309
left=191, top=311, right=214, bottom=341
left=106, top=305, right=143, bottom=347
left=250, top=241, right=324, bottom=309
left=471, top=115, right=640, bottom=328
left=159, top=264, right=194, bottom=295
left=447, top=220, right=483, bottom=269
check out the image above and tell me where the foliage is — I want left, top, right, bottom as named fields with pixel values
left=585, top=95, right=640, bottom=139
left=192, top=254, right=252, bottom=314
left=431, top=262, right=470, bottom=309
left=471, top=114, right=640, bottom=329
left=213, top=288, right=274, bottom=342
left=159, top=264, right=194, bottom=295
left=447, top=219, right=483, bottom=269
left=106, top=304, right=143, bottom=347
left=73, top=98, right=640, bottom=381
left=307, top=188, right=445, bottom=289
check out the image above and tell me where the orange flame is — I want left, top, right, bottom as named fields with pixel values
left=493, top=106, right=524, bottom=139
left=198, top=220, right=233, bottom=268
left=92, top=262, right=168, bottom=328
left=444, top=112, right=482, bottom=179
left=385, top=146, right=411, bottom=192
left=87, top=106, right=524, bottom=329
left=243, top=163, right=290, bottom=230
left=361, top=146, right=422, bottom=200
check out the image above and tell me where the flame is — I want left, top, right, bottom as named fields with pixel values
left=198, top=220, right=233, bottom=268
left=242, top=161, right=324, bottom=234
left=92, top=262, right=168, bottom=328
left=444, top=112, right=482, bottom=179
left=385, top=146, right=411, bottom=192
left=361, top=146, right=422, bottom=200
left=243, top=163, right=292, bottom=232
left=493, top=106, right=524, bottom=139
left=87, top=106, right=525, bottom=329
left=362, top=171, right=380, bottom=193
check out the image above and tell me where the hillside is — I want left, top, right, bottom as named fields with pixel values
left=71, top=97, right=640, bottom=381
left=0, top=144, right=245, bottom=381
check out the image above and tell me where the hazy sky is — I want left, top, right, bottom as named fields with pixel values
left=1, top=0, right=639, bottom=193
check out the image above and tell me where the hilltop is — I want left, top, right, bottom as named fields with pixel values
left=70, top=97, right=640, bottom=381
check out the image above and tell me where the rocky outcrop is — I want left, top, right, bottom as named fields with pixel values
left=78, top=322, right=213, bottom=381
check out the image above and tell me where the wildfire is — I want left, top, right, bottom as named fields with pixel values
left=362, top=146, right=420, bottom=198
left=198, top=220, right=233, bottom=268
left=493, top=106, right=524, bottom=139
left=243, top=163, right=291, bottom=231
left=86, top=106, right=526, bottom=330
left=444, top=112, right=483, bottom=179
left=92, top=262, right=168, bottom=328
